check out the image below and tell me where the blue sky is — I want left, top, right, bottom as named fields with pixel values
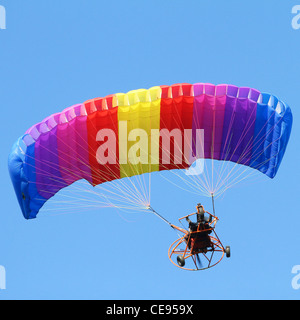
left=0, top=0, right=299, bottom=300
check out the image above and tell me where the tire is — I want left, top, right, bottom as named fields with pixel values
left=225, top=246, right=231, bottom=258
left=177, top=255, right=186, bottom=267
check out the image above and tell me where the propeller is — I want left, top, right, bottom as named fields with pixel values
left=196, top=254, right=203, bottom=269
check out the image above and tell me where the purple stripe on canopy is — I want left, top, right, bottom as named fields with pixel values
left=192, top=85, right=261, bottom=167
left=56, top=104, right=92, bottom=186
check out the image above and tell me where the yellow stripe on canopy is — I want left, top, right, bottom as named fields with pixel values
left=117, top=87, right=161, bottom=178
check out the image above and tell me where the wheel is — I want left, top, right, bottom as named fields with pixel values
left=225, top=246, right=231, bottom=258
left=177, top=255, right=186, bottom=267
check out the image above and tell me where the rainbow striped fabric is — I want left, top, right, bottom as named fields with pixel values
left=8, top=83, right=293, bottom=219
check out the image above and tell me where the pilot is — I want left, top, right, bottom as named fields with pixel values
left=185, top=204, right=212, bottom=248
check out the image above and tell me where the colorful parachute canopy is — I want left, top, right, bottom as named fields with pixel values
left=8, top=83, right=293, bottom=219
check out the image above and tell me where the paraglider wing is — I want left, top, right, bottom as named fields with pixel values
left=8, top=83, right=293, bottom=219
